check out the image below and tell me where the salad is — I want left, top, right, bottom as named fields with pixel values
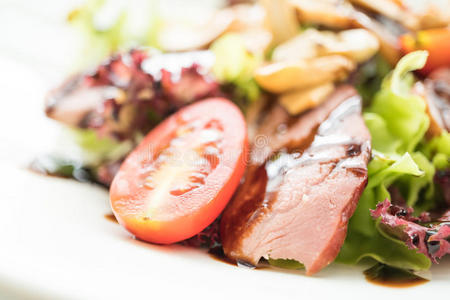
left=40, top=0, right=449, bottom=280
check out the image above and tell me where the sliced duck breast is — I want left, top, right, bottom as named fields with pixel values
left=220, top=86, right=371, bottom=275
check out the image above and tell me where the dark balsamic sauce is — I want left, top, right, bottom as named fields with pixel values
left=364, top=264, right=429, bottom=288
left=208, top=247, right=263, bottom=269
left=208, top=247, right=237, bottom=266
left=209, top=252, right=430, bottom=288
left=105, top=213, right=118, bottom=223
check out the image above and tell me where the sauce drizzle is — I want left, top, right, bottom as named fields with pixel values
left=364, top=263, right=429, bottom=288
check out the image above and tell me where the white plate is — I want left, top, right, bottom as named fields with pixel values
left=0, top=2, right=448, bottom=299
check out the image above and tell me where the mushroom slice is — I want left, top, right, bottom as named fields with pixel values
left=350, top=0, right=419, bottom=30
left=159, top=3, right=273, bottom=54
left=287, top=0, right=402, bottom=64
left=224, top=4, right=274, bottom=54
left=351, top=0, right=450, bottom=30
left=271, top=29, right=325, bottom=62
left=254, top=55, right=355, bottom=93
left=289, top=0, right=355, bottom=29
left=335, top=29, right=380, bottom=62
left=279, top=82, right=335, bottom=115
left=228, top=3, right=267, bottom=32
left=236, top=28, right=273, bottom=55
left=158, top=8, right=235, bottom=52
left=352, top=11, right=401, bottom=65
left=272, top=28, right=379, bottom=63
left=404, top=0, right=450, bottom=30
left=260, top=0, right=299, bottom=45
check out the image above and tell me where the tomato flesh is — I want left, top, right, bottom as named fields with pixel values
left=110, top=98, right=248, bottom=244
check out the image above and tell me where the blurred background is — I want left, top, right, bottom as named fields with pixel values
left=0, top=0, right=226, bottom=167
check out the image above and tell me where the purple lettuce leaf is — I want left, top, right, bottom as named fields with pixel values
left=371, top=199, right=450, bottom=262
left=46, top=49, right=220, bottom=142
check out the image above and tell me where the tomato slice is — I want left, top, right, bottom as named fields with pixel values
left=110, top=98, right=248, bottom=244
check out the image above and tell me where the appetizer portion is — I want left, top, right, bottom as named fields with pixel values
left=221, top=86, right=371, bottom=275
left=41, top=0, right=450, bottom=279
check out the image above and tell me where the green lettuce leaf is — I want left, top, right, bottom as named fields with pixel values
left=421, top=131, right=450, bottom=170
left=268, top=258, right=304, bottom=270
left=211, top=34, right=262, bottom=102
left=336, top=157, right=431, bottom=271
left=70, top=128, right=134, bottom=166
left=368, top=51, right=429, bottom=154
left=354, top=54, right=391, bottom=105
left=337, top=51, right=435, bottom=271
left=68, top=0, right=162, bottom=68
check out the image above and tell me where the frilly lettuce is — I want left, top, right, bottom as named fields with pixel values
left=421, top=131, right=450, bottom=170
left=369, top=51, right=430, bottom=154
left=337, top=51, right=439, bottom=271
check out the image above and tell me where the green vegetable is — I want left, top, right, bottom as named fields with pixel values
left=336, top=164, right=431, bottom=271
left=211, top=34, right=262, bottom=102
left=337, top=51, right=437, bottom=271
left=70, top=128, right=134, bottom=166
left=68, top=0, right=161, bottom=68
left=421, top=131, right=450, bottom=170
left=268, top=258, right=304, bottom=270
left=369, top=51, right=430, bottom=154
left=354, top=54, right=391, bottom=106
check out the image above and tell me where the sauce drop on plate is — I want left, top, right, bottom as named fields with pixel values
left=208, top=247, right=237, bottom=266
left=105, top=213, right=118, bottom=224
left=364, top=263, right=429, bottom=288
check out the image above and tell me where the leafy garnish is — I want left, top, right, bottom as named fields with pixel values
left=337, top=51, right=440, bottom=271
left=68, top=0, right=161, bottom=68
left=268, top=258, right=304, bottom=270
left=371, top=200, right=450, bottom=262
left=211, top=34, right=262, bottom=102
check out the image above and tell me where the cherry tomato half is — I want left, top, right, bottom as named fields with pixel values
left=110, top=98, right=248, bottom=244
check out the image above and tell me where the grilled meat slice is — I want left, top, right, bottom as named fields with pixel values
left=221, top=86, right=371, bottom=275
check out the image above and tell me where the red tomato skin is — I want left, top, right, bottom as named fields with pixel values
left=110, top=98, right=248, bottom=244
left=399, top=28, right=450, bottom=75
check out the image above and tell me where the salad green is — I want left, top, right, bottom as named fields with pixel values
left=337, top=51, right=448, bottom=270
left=68, top=0, right=161, bottom=68
left=211, top=34, right=262, bottom=102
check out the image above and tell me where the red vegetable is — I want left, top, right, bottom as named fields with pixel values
left=399, top=28, right=450, bottom=75
left=110, top=98, right=248, bottom=244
